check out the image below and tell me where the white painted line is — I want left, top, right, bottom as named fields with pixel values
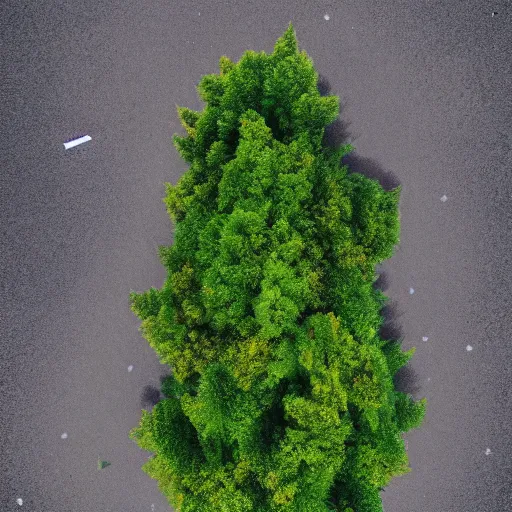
left=63, top=135, right=91, bottom=150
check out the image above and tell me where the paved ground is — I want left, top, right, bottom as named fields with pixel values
left=1, top=1, right=511, bottom=511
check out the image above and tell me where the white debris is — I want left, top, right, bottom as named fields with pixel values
left=466, top=344, right=473, bottom=351
left=491, top=12, right=497, bottom=17
left=61, top=432, right=68, bottom=439
left=324, top=14, right=330, bottom=20
left=440, top=195, right=448, bottom=202
left=422, top=336, right=429, bottom=341
left=16, top=498, right=23, bottom=505
left=127, top=365, right=134, bottom=372
left=427, top=377, right=431, bottom=381
left=63, top=135, right=91, bottom=150
left=198, top=12, right=200, bottom=15
left=485, top=448, right=492, bottom=455
left=151, top=505, right=155, bottom=511
left=409, top=288, right=415, bottom=294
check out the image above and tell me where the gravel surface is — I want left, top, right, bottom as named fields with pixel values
left=2, top=1, right=511, bottom=511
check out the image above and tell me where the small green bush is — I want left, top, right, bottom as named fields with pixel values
left=129, top=24, right=426, bottom=512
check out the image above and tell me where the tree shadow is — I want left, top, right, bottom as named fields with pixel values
left=393, top=364, right=422, bottom=397
left=140, top=384, right=162, bottom=408
left=342, top=154, right=401, bottom=191
left=379, top=300, right=404, bottom=342
left=379, top=296, right=422, bottom=397
left=318, top=73, right=401, bottom=192
left=373, top=269, right=389, bottom=293
left=317, top=74, right=331, bottom=96
left=323, top=117, right=352, bottom=150
left=318, top=73, right=352, bottom=149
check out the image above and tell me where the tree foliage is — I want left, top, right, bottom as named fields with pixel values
left=129, top=24, right=427, bottom=512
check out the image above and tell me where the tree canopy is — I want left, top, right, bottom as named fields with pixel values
left=129, top=24, right=426, bottom=512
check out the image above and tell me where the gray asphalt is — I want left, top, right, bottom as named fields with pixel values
left=1, top=1, right=511, bottom=511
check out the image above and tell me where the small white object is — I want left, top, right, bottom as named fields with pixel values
left=466, top=344, right=473, bottom=351
left=63, top=135, right=91, bottom=150
left=61, top=432, right=68, bottom=439
left=427, top=377, right=431, bottom=381
left=128, top=365, right=134, bottom=372
left=198, top=12, right=200, bottom=15
left=485, top=448, right=492, bottom=455
left=440, top=195, right=448, bottom=202
left=16, top=498, right=23, bottom=506
left=491, top=12, right=496, bottom=17
left=409, top=288, right=415, bottom=295
left=151, top=505, right=155, bottom=512
left=422, top=336, right=429, bottom=341
left=324, top=14, right=330, bottom=20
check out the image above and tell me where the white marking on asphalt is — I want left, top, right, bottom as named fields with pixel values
left=128, top=365, right=134, bottom=372
left=409, top=287, right=415, bottom=294
left=440, top=194, right=448, bottom=202
left=324, top=14, right=330, bottom=20
left=422, top=336, right=429, bottom=341
left=63, top=135, right=91, bottom=150
left=61, top=432, right=68, bottom=439
left=466, top=344, right=473, bottom=351
left=16, top=498, right=23, bottom=506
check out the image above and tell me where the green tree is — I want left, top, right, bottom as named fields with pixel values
left=129, top=24, right=426, bottom=512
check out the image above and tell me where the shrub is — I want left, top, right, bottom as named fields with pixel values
left=129, top=24, right=427, bottom=512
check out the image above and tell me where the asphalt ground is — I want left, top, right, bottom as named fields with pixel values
left=1, top=1, right=511, bottom=511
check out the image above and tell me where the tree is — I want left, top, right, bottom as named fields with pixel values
left=129, top=24, right=427, bottom=512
